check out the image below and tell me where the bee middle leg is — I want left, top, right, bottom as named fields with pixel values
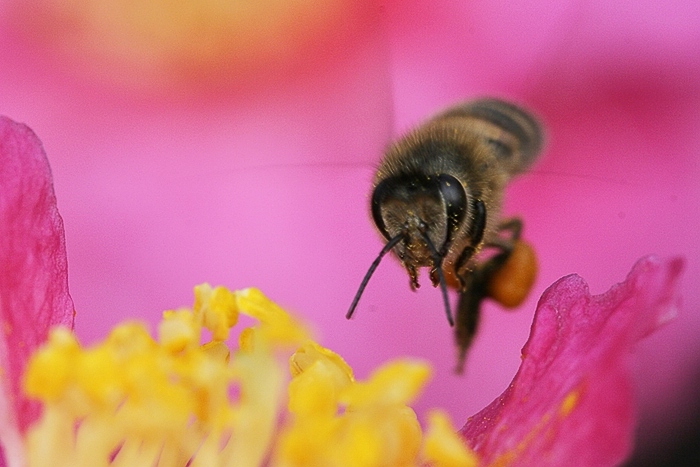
left=486, top=217, right=522, bottom=251
left=454, top=218, right=524, bottom=373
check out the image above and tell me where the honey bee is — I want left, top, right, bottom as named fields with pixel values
left=346, top=98, right=543, bottom=372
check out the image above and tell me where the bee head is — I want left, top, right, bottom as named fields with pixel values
left=345, top=173, right=468, bottom=326
left=371, top=173, right=467, bottom=264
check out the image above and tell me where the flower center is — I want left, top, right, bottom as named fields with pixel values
left=23, top=285, right=478, bottom=466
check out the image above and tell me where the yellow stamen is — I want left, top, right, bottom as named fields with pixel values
left=23, top=285, right=478, bottom=466
left=423, top=410, right=479, bottom=467
left=194, top=284, right=239, bottom=341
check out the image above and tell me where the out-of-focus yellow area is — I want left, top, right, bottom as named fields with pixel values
left=24, top=284, right=479, bottom=467
left=11, top=0, right=351, bottom=89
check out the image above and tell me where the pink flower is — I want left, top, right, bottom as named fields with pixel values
left=0, top=117, right=74, bottom=466
left=0, top=0, right=698, bottom=462
left=461, top=255, right=684, bottom=465
left=0, top=116, right=687, bottom=465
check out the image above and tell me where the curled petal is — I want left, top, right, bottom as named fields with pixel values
left=0, top=117, right=74, bottom=461
left=460, top=256, right=684, bottom=466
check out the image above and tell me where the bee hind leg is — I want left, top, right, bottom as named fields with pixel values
left=454, top=271, right=488, bottom=373
left=454, top=218, right=524, bottom=373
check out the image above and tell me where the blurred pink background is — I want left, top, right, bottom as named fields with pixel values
left=1, top=1, right=698, bottom=464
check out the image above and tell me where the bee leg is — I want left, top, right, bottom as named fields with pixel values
left=477, top=218, right=525, bottom=283
left=487, top=217, right=522, bottom=250
left=454, top=270, right=488, bottom=373
left=407, top=264, right=420, bottom=290
left=454, top=218, right=525, bottom=373
left=454, top=250, right=516, bottom=373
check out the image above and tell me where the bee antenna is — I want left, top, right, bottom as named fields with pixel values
left=346, top=232, right=405, bottom=320
left=421, top=232, right=454, bottom=327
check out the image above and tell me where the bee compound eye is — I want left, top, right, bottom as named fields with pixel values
left=370, top=178, right=394, bottom=241
left=437, top=174, right=467, bottom=249
left=371, top=174, right=436, bottom=240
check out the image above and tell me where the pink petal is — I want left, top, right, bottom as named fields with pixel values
left=0, top=117, right=74, bottom=449
left=460, top=256, right=684, bottom=466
